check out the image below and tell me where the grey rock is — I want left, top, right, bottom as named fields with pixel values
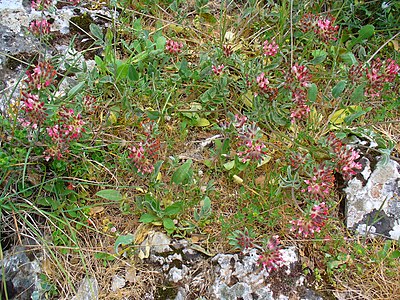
left=149, top=231, right=172, bottom=254
left=0, top=246, right=43, bottom=300
left=345, top=157, right=400, bottom=239
left=110, top=275, right=126, bottom=292
left=210, top=248, right=306, bottom=300
left=71, top=276, right=99, bottom=300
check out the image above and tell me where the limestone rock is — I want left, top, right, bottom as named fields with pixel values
left=0, top=246, right=43, bottom=300
left=71, top=276, right=99, bottom=300
left=345, top=157, right=400, bottom=239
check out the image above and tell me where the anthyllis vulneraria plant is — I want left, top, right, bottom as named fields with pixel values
left=349, top=58, right=400, bottom=99
left=290, top=202, right=328, bottom=238
left=299, top=13, right=339, bottom=43
left=128, top=120, right=161, bottom=175
left=229, top=230, right=285, bottom=273
left=44, top=106, right=85, bottom=161
left=31, top=0, right=52, bottom=11
left=220, top=114, right=268, bottom=164
left=258, top=236, right=285, bottom=272
left=262, top=39, right=279, bottom=57
left=165, top=39, right=184, bottom=54
left=212, top=64, right=224, bottom=76
left=28, top=19, right=51, bottom=36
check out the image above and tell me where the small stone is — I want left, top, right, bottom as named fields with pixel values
left=71, top=277, right=99, bottom=300
left=149, top=232, right=172, bottom=254
left=111, top=275, right=126, bottom=292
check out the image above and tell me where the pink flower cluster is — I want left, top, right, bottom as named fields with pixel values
left=263, top=40, right=279, bottom=56
left=44, top=107, right=85, bottom=161
left=290, top=88, right=310, bottom=123
left=256, top=72, right=278, bottom=99
left=237, top=139, right=267, bottom=163
left=19, top=61, right=56, bottom=129
left=364, top=58, right=399, bottom=98
left=328, top=133, right=362, bottom=180
left=223, top=44, right=233, bottom=57
left=291, top=63, right=312, bottom=87
left=128, top=143, right=155, bottom=175
left=232, top=229, right=255, bottom=251
left=128, top=120, right=161, bottom=175
left=290, top=202, right=328, bottom=238
left=303, top=163, right=335, bottom=199
left=258, top=235, right=284, bottom=272
left=31, top=0, right=52, bottom=10
left=212, top=64, right=224, bottom=76
left=257, top=72, right=269, bottom=91
left=29, top=19, right=51, bottom=36
left=165, top=40, right=183, bottom=54
left=25, top=61, right=57, bottom=91
left=349, top=58, right=399, bottom=98
left=300, top=13, right=339, bottom=42
left=236, top=121, right=268, bottom=163
left=20, top=92, right=47, bottom=129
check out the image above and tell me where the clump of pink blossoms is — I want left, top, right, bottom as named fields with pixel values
left=25, top=61, right=57, bottom=91
left=290, top=88, right=310, bottom=123
left=258, top=235, right=285, bottom=272
left=31, top=0, right=52, bottom=11
left=29, top=19, right=51, bottom=36
left=263, top=40, right=279, bottom=56
left=256, top=72, right=278, bottom=99
left=303, top=163, right=335, bottom=199
left=291, top=63, right=312, bottom=87
left=165, top=40, right=183, bottom=54
left=44, top=106, right=85, bottom=161
left=128, top=143, right=155, bottom=175
left=290, top=202, right=328, bottom=238
left=328, top=133, right=362, bottom=180
left=236, top=122, right=268, bottom=163
left=128, top=120, right=161, bottom=175
left=20, top=92, right=47, bottom=129
left=299, top=13, right=339, bottom=42
left=212, top=64, right=224, bottom=76
left=349, top=58, right=399, bottom=98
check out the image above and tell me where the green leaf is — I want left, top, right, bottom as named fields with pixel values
left=156, top=36, right=166, bottom=50
left=95, top=189, right=123, bottom=201
left=164, top=201, right=183, bottom=216
left=116, top=62, right=129, bottom=80
left=358, top=24, right=375, bottom=40
left=350, top=85, right=365, bottom=102
left=223, top=160, right=235, bottom=170
left=344, top=107, right=371, bottom=124
left=68, top=81, right=85, bottom=98
left=340, top=52, right=357, bottom=65
left=114, top=234, right=134, bottom=254
left=310, top=49, right=327, bottom=65
left=171, top=159, right=193, bottom=184
left=332, top=80, right=347, bottom=98
left=163, top=218, right=175, bottom=230
left=139, top=213, right=160, bottom=223
left=390, top=250, right=400, bottom=259
left=90, top=23, right=103, bottom=42
left=308, top=83, right=318, bottom=103
left=195, top=118, right=210, bottom=127
left=128, top=65, right=139, bottom=81
left=349, top=25, right=375, bottom=49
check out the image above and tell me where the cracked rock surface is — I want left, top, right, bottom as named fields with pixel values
left=345, top=156, right=400, bottom=239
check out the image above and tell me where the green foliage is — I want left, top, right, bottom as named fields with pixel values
left=139, top=194, right=184, bottom=235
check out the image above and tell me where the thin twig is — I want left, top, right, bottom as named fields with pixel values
left=367, top=31, right=400, bottom=63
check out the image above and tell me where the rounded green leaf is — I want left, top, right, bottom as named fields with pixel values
left=95, top=189, right=123, bottom=201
